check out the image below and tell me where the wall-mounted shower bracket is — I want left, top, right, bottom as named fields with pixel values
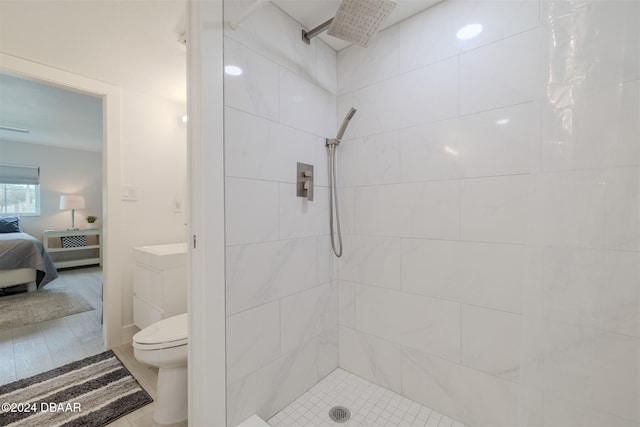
left=296, top=163, right=314, bottom=201
left=302, top=18, right=334, bottom=44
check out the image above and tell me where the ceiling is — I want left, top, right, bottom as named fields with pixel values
left=266, top=0, right=442, bottom=50
left=0, top=0, right=188, bottom=104
left=0, top=72, right=103, bottom=152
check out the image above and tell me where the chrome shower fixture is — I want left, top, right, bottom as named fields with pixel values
left=327, top=108, right=357, bottom=147
left=302, top=0, right=397, bottom=47
left=327, top=108, right=357, bottom=258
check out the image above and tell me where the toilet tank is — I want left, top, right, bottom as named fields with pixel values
left=133, top=243, right=187, bottom=330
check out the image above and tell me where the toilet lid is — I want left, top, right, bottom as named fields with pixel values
left=133, top=313, right=188, bottom=345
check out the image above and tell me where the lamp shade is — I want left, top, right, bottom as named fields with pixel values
left=59, top=195, right=85, bottom=210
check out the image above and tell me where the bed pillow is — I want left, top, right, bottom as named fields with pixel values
left=0, top=215, right=20, bottom=233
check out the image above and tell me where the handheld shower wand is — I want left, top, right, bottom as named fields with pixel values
left=327, top=108, right=357, bottom=257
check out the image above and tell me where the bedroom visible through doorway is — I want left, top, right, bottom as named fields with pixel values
left=0, top=71, right=105, bottom=379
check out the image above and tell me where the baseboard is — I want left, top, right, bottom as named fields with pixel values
left=121, top=323, right=140, bottom=344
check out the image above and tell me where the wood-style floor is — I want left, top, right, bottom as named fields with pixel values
left=0, top=266, right=105, bottom=385
left=0, top=267, right=185, bottom=427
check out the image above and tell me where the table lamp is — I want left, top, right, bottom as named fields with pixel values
left=59, top=195, right=85, bottom=230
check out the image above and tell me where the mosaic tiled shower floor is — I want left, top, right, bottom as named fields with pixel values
left=268, top=368, right=468, bottom=427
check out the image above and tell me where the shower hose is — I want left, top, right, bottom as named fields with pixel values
left=327, top=144, right=343, bottom=257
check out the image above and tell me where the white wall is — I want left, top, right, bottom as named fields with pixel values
left=336, top=0, right=639, bottom=426
left=222, top=3, right=338, bottom=425
left=0, top=140, right=102, bottom=237
left=119, top=89, right=188, bottom=338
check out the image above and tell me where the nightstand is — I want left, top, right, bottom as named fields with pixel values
left=42, top=229, right=102, bottom=269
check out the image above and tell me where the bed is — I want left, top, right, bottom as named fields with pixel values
left=0, top=216, right=58, bottom=290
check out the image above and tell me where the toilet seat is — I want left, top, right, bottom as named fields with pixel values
left=133, top=313, right=188, bottom=351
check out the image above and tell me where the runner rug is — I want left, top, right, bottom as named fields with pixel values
left=0, top=350, right=153, bottom=427
left=0, top=288, right=93, bottom=330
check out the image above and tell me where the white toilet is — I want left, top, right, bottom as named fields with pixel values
left=133, top=313, right=188, bottom=425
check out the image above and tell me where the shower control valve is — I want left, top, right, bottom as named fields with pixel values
left=296, top=162, right=314, bottom=201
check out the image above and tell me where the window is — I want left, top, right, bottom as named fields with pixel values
left=0, top=164, right=41, bottom=216
left=0, top=184, right=40, bottom=215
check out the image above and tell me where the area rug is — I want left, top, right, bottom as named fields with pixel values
left=0, top=288, right=93, bottom=330
left=0, top=350, right=153, bottom=427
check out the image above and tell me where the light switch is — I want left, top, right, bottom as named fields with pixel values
left=122, top=186, right=138, bottom=201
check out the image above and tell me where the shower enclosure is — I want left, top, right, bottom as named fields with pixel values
left=213, top=0, right=640, bottom=425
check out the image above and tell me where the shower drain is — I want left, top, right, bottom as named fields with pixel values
left=329, top=406, right=351, bottom=423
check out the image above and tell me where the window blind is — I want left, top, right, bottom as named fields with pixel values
left=0, top=163, right=40, bottom=185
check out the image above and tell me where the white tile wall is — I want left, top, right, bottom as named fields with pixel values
left=542, top=392, right=638, bottom=427
left=223, top=0, right=639, bottom=425
left=316, top=40, right=338, bottom=95
left=338, top=326, right=402, bottom=394
left=402, top=347, right=519, bottom=427
left=227, top=340, right=320, bottom=427
left=394, top=58, right=460, bottom=130
left=338, top=281, right=356, bottom=328
left=280, top=282, right=337, bottom=355
left=623, top=1, right=640, bottom=82
left=334, top=0, right=639, bottom=425
left=356, top=285, right=461, bottom=362
left=456, top=102, right=541, bottom=177
left=279, top=67, right=337, bottom=138
left=316, top=236, right=336, bottom=285
left=225, top=2, right=338, bottom=426
left=224, top=107, right=317, bottom=183
left=226, top=237, right=318, bottom=315
left=398, top=0, right=540, bottom=73
left=339, top=236, right=401, bottom=290
left=224, top=4, right=339, bottom=424
left=226, top=301, right=280, bottom=384
left=225, top=177, right=279, bottom=246
left=354, top=181, right=460, bottom=239
left=461, top=306, right=522, bottom=383
left=618, top=81, right=640, bottom=164
left=604, top=167, right=640, bottom=251
left=399, top=118, right=462, bottom=182
left=279, top=184, right=328, bottom=239
left=318, top=326, right=338, bottom=379
left=460, top=174, right=532, bottom=244
left=534, top=170, right=607, bottom=248
left=225, top=2, right=317, bottom=83
left=401, top=239, right=529, bottom=314
left=224, top=37, right=279, bottom=121
left=352, top=77, right=401, bottom=138
left=338, top=131, right=401, bottom=187
left=540, top=319, right=640, bottom=423
left=459, top=29, right=540, bottom=114
left=541, top=247, right=639, bottom=337
left=338, top=25, right=399, bottom=94
left=542, top=83, right=640, bottom=172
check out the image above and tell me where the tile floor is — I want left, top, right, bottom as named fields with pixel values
left=268, top=369, right=468, bottom=427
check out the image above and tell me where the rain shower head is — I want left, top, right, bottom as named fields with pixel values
left=328, top=0, right=397, bottom=47
left=302, top=0, right=397, bottom=47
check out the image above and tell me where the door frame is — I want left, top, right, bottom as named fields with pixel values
left=0, top=53, right=123, bottom=349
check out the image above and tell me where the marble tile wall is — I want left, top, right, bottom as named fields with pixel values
left=223, top=3, right=337, bottom=426
left=336, top=0, right=639, bottom=426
